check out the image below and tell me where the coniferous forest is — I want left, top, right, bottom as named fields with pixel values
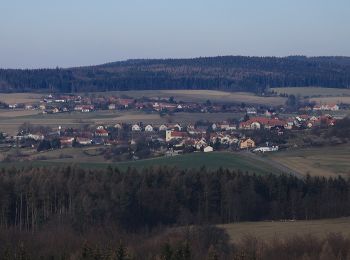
left=0, top=166, right=350, bottom=259
left=1, top=56, right=350, bottom=93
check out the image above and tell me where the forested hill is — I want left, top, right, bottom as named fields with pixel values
left=1, top=55, right=350, bottom=93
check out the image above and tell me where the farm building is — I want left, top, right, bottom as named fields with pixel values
left=239, top=138, right=256, bottom=149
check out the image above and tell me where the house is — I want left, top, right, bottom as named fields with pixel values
left=76, top=137, right=92, bottom=145
left=60, top=137, right=74, bottom=148
left=246, top=107, right=257, bottom=115
left=144, top=125, right=154, bottom=132
left=114, top=123, right=123, bottom=129
left=194, top=138, right=207, bottom=150
left=152, top=102, right=177, bottom=111
left=75, top=105, right=94, bottom=112
left=210, top=133, right=238, bottom=145
left=95, top=128, right=109, bottom=137
left=132, top=124, right=141, bottom=131
left=219, top=122, right=236, bottom=131
left=171, top=124, right=182, bottom=131
left=165, top=130, right=187, bottom=142
left=158, top=124, right=168, bottom=131
left=239, top=138, right=256, bottom=149
left=313, top=104, right=339, bottom=111
left=253, top=146, right=279, bottom=153
left=108, top=104, right=116, bottom=110
left=239, top=117, right=286, bottom=130
left=203, top=146, right=214, bottom=153
left=284, top=119, right=295, bottom=130
left=27, top=133, right=45, bottom=141
left=118, top=98, right=134, bottom=108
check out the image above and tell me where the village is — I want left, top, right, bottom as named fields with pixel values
left=0, top=92, right=342, bottom=162
left=1, top=92, right=345, bottom=115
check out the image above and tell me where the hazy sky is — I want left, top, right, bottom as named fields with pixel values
left=1, top=0, right=350, bottom=68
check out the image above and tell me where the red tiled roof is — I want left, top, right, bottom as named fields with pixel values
left=240, top=117, right=286, bottom=127
left=171, top=131, right=187, bottom=137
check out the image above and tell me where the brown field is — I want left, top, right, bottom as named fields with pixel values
left=273, top=87, right=350, bottom=97
left=0, top=93, right=42, bottom=104
left=83, top=90, right=286, bottom=106
left=218, top=218, right=350, bottom=243
left=266, top=145, right=350, bottom=178
left=0, top=109, right=40, bottom=118
left=310, top=96, right=350, bottom=105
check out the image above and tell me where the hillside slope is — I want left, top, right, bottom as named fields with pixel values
left=1, top=56, right=350, bottom=93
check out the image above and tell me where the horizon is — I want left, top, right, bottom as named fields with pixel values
left=1, top=0, right=350, bottom=69
left=1, top=54, right=350, bottom=70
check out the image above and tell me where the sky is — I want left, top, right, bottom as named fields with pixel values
left=1, top=0, right=350, bottom=68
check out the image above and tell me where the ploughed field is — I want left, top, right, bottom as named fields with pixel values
left=218, top=217, right=350, bottom=243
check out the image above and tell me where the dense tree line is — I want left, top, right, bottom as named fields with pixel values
left=0, top=166, right=349, bottom=233
left=2, top=225, right=350, bottom=259
left=1, top=56, right=350, bottom=93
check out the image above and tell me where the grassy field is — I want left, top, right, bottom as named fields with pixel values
left=0, top=93, right=42, bottom=104
left=0, top=150, right=281, bottom=174
left=266, top=145, right=350, bottom=178
left=218, top=217, right=350, bottom=243
left=0, top=110, right=243, bottom=135
left=83, top=90, right=286, bottom=106
left=273, top=87, right=350, bottom=97
left=310, top=96, right=350, bottom=105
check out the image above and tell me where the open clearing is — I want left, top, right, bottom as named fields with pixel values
left=273, top=87, right=350, bottom=97
left=218, top=217, right=350, bottom=243
left=83, top=90, right=286, bottom=106
left=266, top=145, right=350, bottom=178
left=0, top=151, right=281, bottom=174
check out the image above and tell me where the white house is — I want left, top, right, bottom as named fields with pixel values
left=253, top=146, right=279, bottom=153
left=158, top=124, right=168, bottom=131
left=144, top=125, right=154, bottom=132
left=114, top=123, right=122, bottom=129
left=203, top=146, right=214, bottom=153
left=195, top=138, right=207, bottom=150
left=132, top=124, right=141, bottom=131
left=246, top=107, right=257, bottom=115
left=108, top=104, right=116, bottom=110
left=313, top=104, right=339, bottom=111
left=172, top=124, right=182, bottom=131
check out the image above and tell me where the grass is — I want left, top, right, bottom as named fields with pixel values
left=273, top=87, right=350, bottom=97
left=0, top=151, right=281, bottom=174
left=81, top=90, right=286, bottom=106
left=111, top=152, right=280, bottom=173
left=0, top=93, right=42, bottom=104
left=218, top=217, right=350, bottom=243
left=310, top=96, right=350, bottom=105
left=266, top=145, right=350, bottom=178
left=0, top=109, right=243, bottom=135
